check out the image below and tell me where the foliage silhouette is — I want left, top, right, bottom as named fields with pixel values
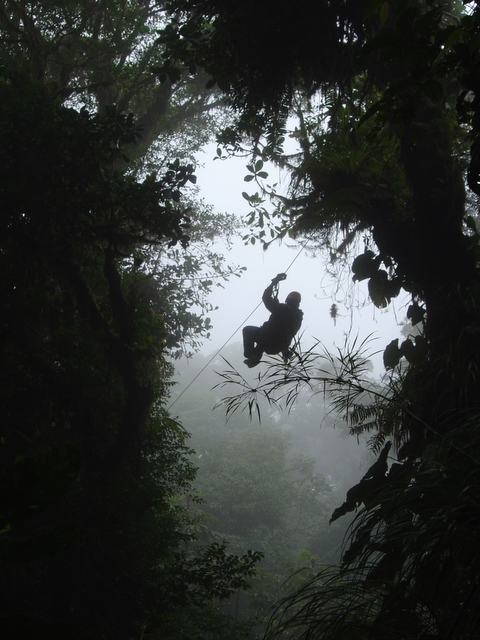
left=0, top=24, right=257, bottom=639
left=156, top=1, right=480, bottom=636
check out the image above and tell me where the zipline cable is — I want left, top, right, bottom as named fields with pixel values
left=167, top=300, right=263, bottom=411
left=167, top=240, right=309, bottom=411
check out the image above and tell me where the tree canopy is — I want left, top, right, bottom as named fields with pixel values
left=4, top=0, right=480, bottom=637
left=157, top=0, right=480, bottom=637
left=0, top=3, right=254, bottom=638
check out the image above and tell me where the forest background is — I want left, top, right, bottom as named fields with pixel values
left=2, top=1, right=480, bottom=639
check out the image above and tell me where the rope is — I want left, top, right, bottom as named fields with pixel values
left=167, top=240, right=308, bottom=411
left=167, top=301, right=263, bottom=411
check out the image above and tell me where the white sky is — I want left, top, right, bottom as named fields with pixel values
left=194, top=144, right=408, bottom=376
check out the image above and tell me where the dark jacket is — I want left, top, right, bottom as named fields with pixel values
left=257, top=283, right=303, bottom=354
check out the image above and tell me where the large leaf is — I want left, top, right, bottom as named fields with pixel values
left=368, top=269, right=390, bottom=308
left=352, top=250, right=377, bottom=282
left=331, top=443, right=391, bottom=523
left=383, top=338, right=401, bottom=369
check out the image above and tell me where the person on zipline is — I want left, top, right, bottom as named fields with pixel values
left=243, top=273, right=303, bottom=368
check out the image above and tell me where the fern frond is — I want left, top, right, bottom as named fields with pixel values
left=366, top=430, right=387, bottom=455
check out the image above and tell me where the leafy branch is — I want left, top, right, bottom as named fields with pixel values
left=214, top=335, right=479, bottom=465
left=214, top=336, right=386, bottom=429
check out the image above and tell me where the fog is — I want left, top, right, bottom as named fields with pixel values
left=171, top=341, right=379, bottom=622
left=169, top=147, right=402, bottom=623
left=188, top=143, right=408, bottom=372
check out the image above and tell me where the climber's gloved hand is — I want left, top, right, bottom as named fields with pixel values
left=272, top=273, right=287, bottom=284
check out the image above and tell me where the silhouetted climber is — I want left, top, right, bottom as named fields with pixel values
left=243, top=273, right=303, bottom=368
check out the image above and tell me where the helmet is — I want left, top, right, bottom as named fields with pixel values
left=286, top=291, right=301, bottom=305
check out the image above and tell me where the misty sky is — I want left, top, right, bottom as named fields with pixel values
left=194, top=144, right=408, bottom=375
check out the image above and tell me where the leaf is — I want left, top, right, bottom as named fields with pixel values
left=352, top=250, right=377, bottom=282
left=244, top=174, right=254, bottom=182
left=364, top=0, right=387, bottom=18
left=380, top=2, right=389, bottom=26
left=363, top=442, right=391, bottom=480
left=400, top=338, right=416, bottom=364
left=443, top=26, right=463, bottom=50
left=368, top=269, right=389, bottom=307
left=383, top=339, right=401, bottom=369
left=407, top=301, right=426, bottom=326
